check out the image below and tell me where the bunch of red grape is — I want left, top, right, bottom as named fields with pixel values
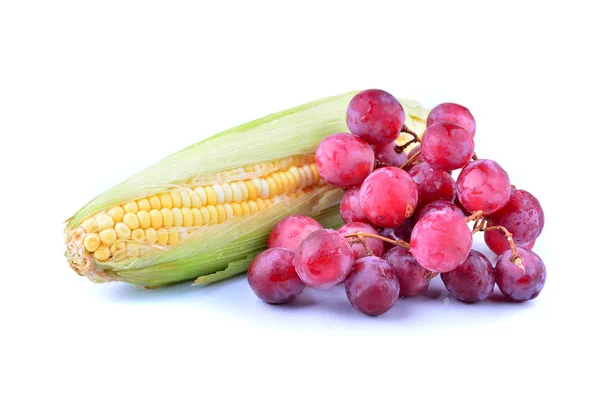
left=247, top=89, right=547, bottom=316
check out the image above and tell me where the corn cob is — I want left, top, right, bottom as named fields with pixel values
left=64, top=91, right=429, bottom=287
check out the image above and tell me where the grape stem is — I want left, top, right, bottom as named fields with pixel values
left=400, top=149, right=421, bottom=169
left=401, top=125, right=421, bottom=143
left=424, top=270, right=439, bottom=281
left=473, top=217, right=487, bottom=233
left=395, top=138, right=419, bottom=153
left=481, top=225, right=525, bottom=271
left=472, top=153, right=479, bottom=161
left=346, top=237, right=374, bottom=256
left=343, top=232, right=410, bottom=249
left=375, top=159, right=392, bottom=168
left=464, top=210, right=483, bottom=223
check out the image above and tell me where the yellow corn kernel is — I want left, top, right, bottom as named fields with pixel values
left=230, top=182, right=243, bottom=202
left=160, top=208, right=174, bottom=227
left=189, top=190, right=200, bottom=208
left=192, top=208, right=203, bottom=226
left=149, top=209, right=163, bottom=229
left=278, top=172, right=290, bottom=193
left=99, top=228, right=117, bottom=246
left=243, top=180, right=256, bottom=201
left=194, top=186, right=208, bottom=206
left=248, top=200, right=259, bottom=214
left=110, top=241, right=127, bottom=255
left=137, top=198, right=151, bottom=212
left=266, top=176, right=278, bottom=197
left=206, top=205, right=219, bottom=225
left=123, top=212, right=139, bottom=230
left=240, top=201, right=251, bottom=216
left=123, top=202, right=139, bottom=214
left=159, top=193, right=172, bottom=209
left=170, top=191, right=182, bottom=208
left=148, top=195, right=162, bottom=210
left=302, top=165, right=314, bottom=186
left=131, top=228, right=145, bottom=241
left=297, top=166, right=308, bottom=187
left=199, top=207, right=210, bottom=225
left=172, top=208, right=183, bottom=226
left=264, top=199, right=273, bottom=208
left=145, top=228, right=157, bottom=244
left=256, top=197, right=266, bottom=211
left=239, top=181, right=250, bottom=201
left=271, top=173, right=283, bottom=195
left=213, top=184, right=226, bottom=204
left=222, top=183, right=233, bottom=203
left=115, top=222, right=131, bottom=239
left=93, top=245, right=110, bottom=261
left=215, top=204, right=227, bottom=223
left=258, top=179, right=269, bottom=199
left=82, top=218, right=95, bottom=233
left=205, top=186, right=218, bottom=205
left=84, top=233, right=101, bottom=252
left=223, top=203, right=234, bottom=219
left=180, top=191, right=191, bottom=208
left=285, top=170, right=297, bottom=191
left=108, top=206, right=125, bottom=223
left=181, top=207, right=193, bottom=227
left=95, top=214, right=114, bottom=230
left=156, top=229, right=168, bottom=245
left=251, top=178, right=262, bottom=198
left=288, top=166, right=302, bottom=188
left=310, top=163, right=320, bottom=182
left=137, top=210, right=151, bottom=229
left=231, top=202, right=243, bottom=217
left=168, top=230, right=180, bottom=245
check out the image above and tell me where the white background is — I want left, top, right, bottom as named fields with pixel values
left=1, top=1, right=598, bottom=399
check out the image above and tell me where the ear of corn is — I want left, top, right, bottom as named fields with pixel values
left=64, top=91, right=429, bottom=287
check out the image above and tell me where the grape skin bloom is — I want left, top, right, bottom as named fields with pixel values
left=293, top=229, right=355, bottom=289
left=456, top=159, right=511, bottom=216
left=315, top=133, right=374, bottom=188
left=359, top=167, right=418, bottom=228
left=248, top=248, right=305, bottom=304
left=410, top=211, right=472, bottom=273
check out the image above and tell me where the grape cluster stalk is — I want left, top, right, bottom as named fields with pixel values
left=247, top=89, right=547, bottom=315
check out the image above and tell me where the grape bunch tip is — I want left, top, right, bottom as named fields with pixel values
left=248, top=89, right=547, bottom=316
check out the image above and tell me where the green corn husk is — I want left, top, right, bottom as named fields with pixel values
left=64, top=91, right=429, bottom=287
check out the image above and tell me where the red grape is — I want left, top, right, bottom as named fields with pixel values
left=441, top=250, right=495, bottom=303
left=408, top=144, right=423, bottom=165
left=413, top=200, right=464, bottom=224
left=484, top=229, right=535, bottom=256
left=421, top=122, right=474, bottom=171
left=315, top=133, right=374, bottom=188
left=359, top=167, right=418, bottom=228
left=373, top=142, right=408, bottom=168
left=427, top=102, right=476, bottom=137
left=383, top=249, right=430, bottom=297
left=456, top=159, right=511, bottom=215
left=409, top=162, right=456, bottom=207
left=410, top=210, right=472, bottom=272
left=340, top=187, right=369, bottom=224
left=495, top=248, right=546, bottom=302
left=268, top=215, right=322, bottom=251
left=338, top=222, right=384, bottom=259
left=293, top=229, right=354, bottom=289
left=487, top=189, right=545, bottom=245
left=379, top=219, right=413, bottom=251
left=345, top=256, right=400, bottom=316
left=346, top=89, right=405, bottom=146
left=248, top=248, right=305, bottom=304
